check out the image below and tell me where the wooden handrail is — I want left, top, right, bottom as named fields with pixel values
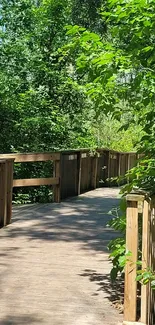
left=0, top=152, right=60, bottom=162
left=13, top=177, right=59, bottom=187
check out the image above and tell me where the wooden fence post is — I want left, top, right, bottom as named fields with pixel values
left=53, top=154, right=61, bottom=203
left=77, top=151, right=82, bottom=196
left=124, top=194, right=144, bottom=322
left=6, top=159, right=14, bottom=225
left=91, top=154, right=98, bottom=189
left=127, top=154, right=130, bottom=183
left=141, top=199, right=150, bottom=324
left=118, top=153, right=121, bottom=178
left=107, top=151, right=111, bottom=185
left=148, top=200, right=155, bottom=325
left=127, top=153, right=130, bottom=173
left=0, top=160, right=7, bottom=227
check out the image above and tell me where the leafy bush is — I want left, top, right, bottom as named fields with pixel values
left=107, top=200, right=126, bottom=280
left=108, top=157, right=155, bottom=289
left=136, top=268, right=155, bottom=289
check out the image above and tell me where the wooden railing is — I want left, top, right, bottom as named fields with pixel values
left=124, top=193, right=155, bottom=325
left=0, top=159, right=14, bottom=227
left=0, top=152, right=61, bottom=227
left=0, top=148, right=137, bottom=227
left=60, top=149, right=138, bottom=199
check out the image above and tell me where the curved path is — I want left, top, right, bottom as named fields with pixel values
left=0, top=188, right=123, bottom=325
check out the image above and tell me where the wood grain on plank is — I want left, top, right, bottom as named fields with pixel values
left=141, top=200, right=150, bottom=324
left=0, top=152, right=60, bottom=162
left=124, top=200, right=139, bottom=322
left=13, top=177, right=59, bottom=187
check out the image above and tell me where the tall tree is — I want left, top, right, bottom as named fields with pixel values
left=0, top=0, right=95, bottom=153
left=64, top=0, right=155, bottom=139
left=71, top=0, right=106, bottom=33
left=64, top=0, right=155, bottom=194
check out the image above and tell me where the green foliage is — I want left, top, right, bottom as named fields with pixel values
left=71, top=0, right=106, bottom=33
left=0, top=0, right=102, bottom=203
left=107, top=200, right=126, bottom=280
left=62, top=1, right=155, bottom=285
left=90, top=113, right=142, bottom=151
left=62, top=0, right=155, bottom=148
left=12, top=193, right=32, bottom=205
left=108, top=238, right=126, bottom=280
left=136, top=268, right=155, bottom=289
left=0, top=0, right=95, bottom=155
left=121, top=157, right=155, bottom=196
left=13, top=187, right=53, bottom=204
left=0, top=0, right=143, bottom=203
left=2, top=0, right=155, bottom=295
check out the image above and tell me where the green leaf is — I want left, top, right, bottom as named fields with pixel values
left=151, top=280, right=155, bottom=289
left=136, top=275, right=143, bottom=281
left=110, top=268, right=118, bottom=281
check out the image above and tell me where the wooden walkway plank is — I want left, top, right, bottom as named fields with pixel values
left=0, top=188, right=122, bottom=325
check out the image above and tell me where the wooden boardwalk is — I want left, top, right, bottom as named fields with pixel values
left=0, top=188, right=123, bottom=325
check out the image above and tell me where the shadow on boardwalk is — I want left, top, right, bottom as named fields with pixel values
left=80, top=269, right=124, bottom=312
left=0, top=315, right=42, bottom=325
left=0, top=188, right=123, bottom=325
left=2, top=191, right=120, bottom=254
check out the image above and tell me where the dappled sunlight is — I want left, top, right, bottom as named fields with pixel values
left=2, top=189, right=121, bottom=253
left=0, top=188, right=122, bottom=325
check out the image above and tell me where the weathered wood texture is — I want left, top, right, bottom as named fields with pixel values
left=120, top=154, right=128, bottom=177
left=0, top=159, right=14, bottom=227
left=60, top=153, right=78, bottom=199
left=60, top=149, right=137, bottom=199
left=53, top=158, right=61, bottom=203
left=124, top=193, right=155, bottom=325
left=80, top=156, right=92, bottom=193
left=0, top=152, right=61, bottom=203
left=141, top=200, right=150, bottom=324
left=96, top=151, right=109, bottom=186
left=13, top=177, right=59, bottom=187
left=0, top=153, right=62, bottom=221
left=6, top=159, right=14, bottom=225
left=149, top=204, right=155, bottom=325
left=91, top=156, right=98, bottom=189
left=0, top=160, right=7, bottom=227
left=124, top=200, right=139, bottom=322
left=77, top=152, right=82, bottom=196
left=7, top=150, right=137, bottom=200
left=0, top=152, right=60, bottom=162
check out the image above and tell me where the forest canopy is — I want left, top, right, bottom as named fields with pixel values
left=1, top=0, right=154, bottom=202
left=0, top=0, right=144, bottom=154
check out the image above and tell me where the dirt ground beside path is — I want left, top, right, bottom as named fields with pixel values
left=0, top=187, right=123, bottom=325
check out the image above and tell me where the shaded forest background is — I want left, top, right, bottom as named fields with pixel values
left=1, top=0, right=154, bottom=202
left=0, top=0, right=142, bottom=154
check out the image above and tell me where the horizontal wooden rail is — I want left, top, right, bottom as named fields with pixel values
left=0, top=152, right=60, bottom=162
left=13, top=177, right=59, bottom=187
